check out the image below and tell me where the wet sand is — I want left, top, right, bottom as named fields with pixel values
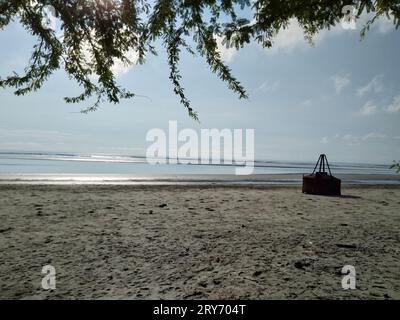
left=0, top=184, right=399, bottom=299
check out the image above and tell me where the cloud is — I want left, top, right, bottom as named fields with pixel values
left=111, top=49, right=139, bottom=76
left=301, top=99, right=313, bottom=107
left=356, top=95, right=400, bottom=116
left=271, top=19, right=306, bottom=52
left=215, top=35, right=237, bottom=63
left=256, top=80, right=280, bottom=92
left=342, top=134, right=361, bottom=146
left=215, top=11, right=393, bottom=59
left=385, top=95, right=400, bottom=113
left=0, top=128, right=83, bottom=151
left=266, top=18, right=346, bottom=54
left=374, top=15, right=397, bottom=34
left=60, top=30, right=139, bottom=78
left=361, top=132, right=388, bottom=140
left=216, top=13, right=390, bottom=60
left=357, top=75, right=384, bottom=97
left=322, top=132, right=390, bottom=146
left=358, top=100, right=378, bottom=116
left=331, top=74, right=351, bottom=94
left=0, top=128, right=76, bottom=141
left=321, top=136, right=329, bottom=144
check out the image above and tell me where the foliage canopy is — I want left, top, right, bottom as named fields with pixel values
left=0, top=0, right=399, bottom=120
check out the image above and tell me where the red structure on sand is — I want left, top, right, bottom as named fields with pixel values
left=302, top=154, right=341, bottom=196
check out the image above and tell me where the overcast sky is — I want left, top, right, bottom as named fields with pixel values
left=0, top=14, right=399, bottom=164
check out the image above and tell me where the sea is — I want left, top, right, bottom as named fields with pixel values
left=0, top=151, right=398, bottom=185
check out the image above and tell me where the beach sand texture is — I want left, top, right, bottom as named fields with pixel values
left=0, top=185, right=399, bottom=299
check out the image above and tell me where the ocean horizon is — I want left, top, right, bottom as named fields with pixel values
left=1, top=151, right=398, bottom=185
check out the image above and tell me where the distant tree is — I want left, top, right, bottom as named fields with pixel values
left=0, top=1, right=399, bottom=120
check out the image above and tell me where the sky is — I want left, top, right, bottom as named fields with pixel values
left=0, top=12, right=399, bottom=164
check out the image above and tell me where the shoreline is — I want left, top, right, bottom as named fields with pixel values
left=0, top=173, right=399, bottom=185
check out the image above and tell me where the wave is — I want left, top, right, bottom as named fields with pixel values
left=0, top=151, right=396, bottom=175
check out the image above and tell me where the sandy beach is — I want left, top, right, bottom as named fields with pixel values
left=0, top=184, right=399, bottom=300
